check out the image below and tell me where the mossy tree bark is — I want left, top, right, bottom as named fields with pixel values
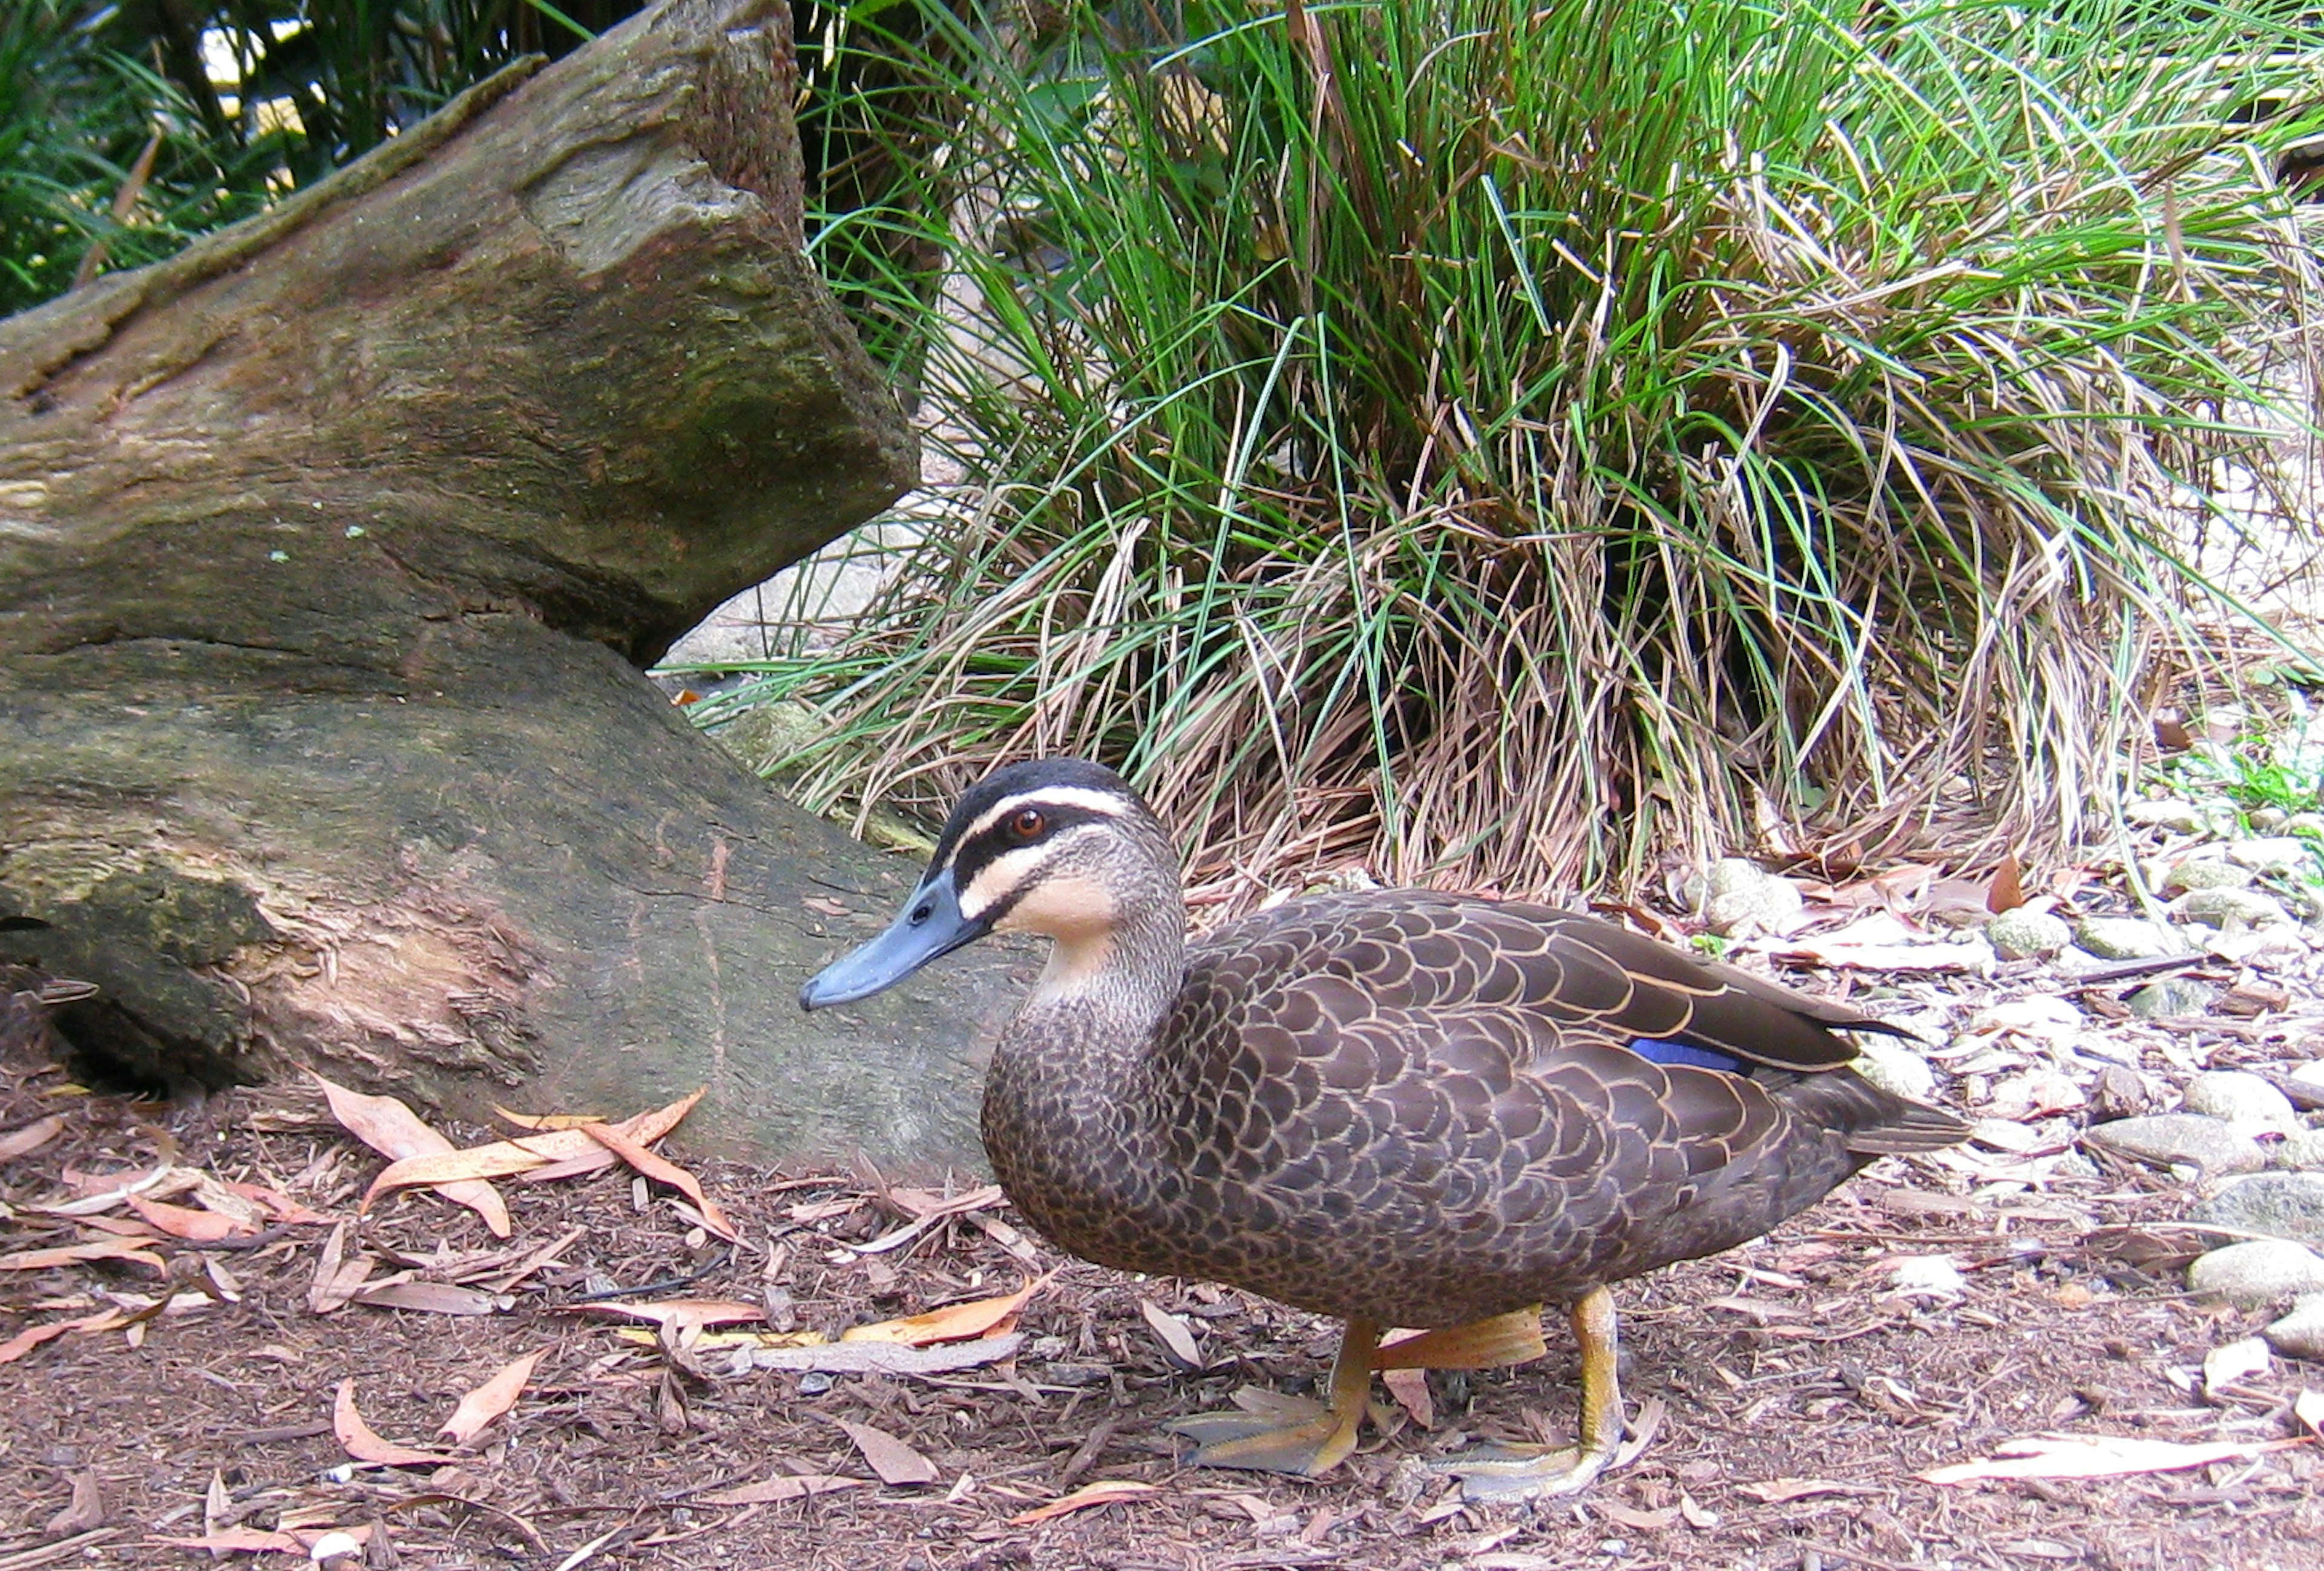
left=0, top=0, right=1019, bottom=1168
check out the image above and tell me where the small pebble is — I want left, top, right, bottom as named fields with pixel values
left=2275, top=1131, right=2324, bottom=1173
left=2181, top=1070, right=2300, bottom=1131
left=2126, top=799, right=2208, bottom=834
left=2189, top=1173, right=2324, bottom=1249
left=2073, top=916, right=2183, bottom=961
left=2188, top=1239, right=2324, bottom=1308
left=1850, top=1035, right=1938, bottom=1103
left=2170, top=886, right=2295, bottom=929
left=2125, top=978, right=2214, bottom=1019
left=2084, top=1113, right=2267, bottom=1176
left=2225, top=836, right=2317, bottom=874
left=2263, top=1291, right=2324, bottom=1360
left=2161, top=858, right=2253, bottom=893
left=2090, top=1064, right=2167, bottom=1121
left=1702, top=858, right=1804, bottom=937
left=1984, top=907, right=2072, bottom=960
left=1889, top=1255, right=1968, bottom=1297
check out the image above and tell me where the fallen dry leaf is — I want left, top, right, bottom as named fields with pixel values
left=1139, top=1299, right=1205, bottom=1370
left=566, top=1299, right=768, bottom=1337
left=332, top=1378, right=453, bottom=1467
left=315, top=1073, right=510, bottom=1238
left=1735, top=1478, right=1882, bottom=1503
left=439, top=1349, right=543, bottom=1445
left=1008, top=1480, right=1161, bottom=1524
left=126, top=1194, right=253, bottom=1242
left=842, top=1277, right=1048, bottom=1347
left=695, top=1474, right=864, bottom=1507
left=223, top=1180, right=333, bottom=1226
left=1986, top=852, right=2025, bottom=914
left=0, top=1308, right=127, bottom=1365
left=1764, top=911, right=1994, bottom=973
left=350, top=1280, right=501, bottom=1316
left=2203, top=1337, right=2271, bottom=1392
left=851, top=1184, right=1008, bottom=1254
left=0, top=1113, right=65, bottom=1161
left=154, top=1528, right=306, bottom=1554
left=1380, top=1366, right=1434, bottom=1428
left=491, top=1105, right=608, bottom=1130
left=0, top=1236, right=165, bottom=1273
left=44, top=1470, right=105, bottom=1535
left=1594, top=1499, right=1678, bottom=1532
left=1920, top=1433, right=2305, bottom=1485
left=829, top=1417, right=939, bottom=1486
left=577, top=1119, right=738, bottom=1241
left=739, top=1334, right=1023, bottom=1378
left=306, top=1221, right=376, bottom=1316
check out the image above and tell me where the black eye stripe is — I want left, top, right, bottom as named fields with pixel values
left=948, top=803, right=1105, bottom=885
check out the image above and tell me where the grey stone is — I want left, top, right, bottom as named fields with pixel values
left=1984, top=908, right=2072, bottom=960
left=1850, top=1035, right=1938, bottom=1104
left=2125, top=799, right=2208, bottom=834
left=2285, top=813, right=2324, bottom=837
left=2170, top=886, right=2295, bottom=929
left=2250, top=807, right=2291, bottom=832
left=2126, top=978, right=2214, bottom=1019
left=2073, top=917, right=2182, bottom=961
left=2225, top=837, right=2318, bottom=875
left=2085, top=1113, right=2267, bottom=1176
left=2090, top=1064, right=2167, bottom=1121
left=2275, top=1131, right=2324, bottom=1172
left=2188, top=1240, right=2324, bottom=1308
left=2182, top=1070, right=2300, bottom=1131
left=2291, top=1061, right=2324, bottom=1095
left=1702, top=858, right=1804, bottom=937
left=2161, top=858, right=2254, bottom=893
left=2190, top=1173, right=2324, bottom=1248
left=2263, top=1291, right=2324, bottom=1360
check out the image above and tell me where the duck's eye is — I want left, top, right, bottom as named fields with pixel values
left=1008, top=808, right=1046, bottom=840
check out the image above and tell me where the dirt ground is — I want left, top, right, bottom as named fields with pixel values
left=3, top=991, right=2321, bottom=1571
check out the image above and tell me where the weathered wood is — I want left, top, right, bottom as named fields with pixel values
left=0, top=0, right=1017, bottom=1167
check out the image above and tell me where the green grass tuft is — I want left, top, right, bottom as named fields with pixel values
left=717, top=0, right=2324, bottom=898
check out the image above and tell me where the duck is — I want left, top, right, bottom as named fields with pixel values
left=800, top=758, right=1965, bottom=1497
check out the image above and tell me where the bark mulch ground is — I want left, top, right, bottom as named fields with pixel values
left=2, top=1004, right=2320, bottom=1571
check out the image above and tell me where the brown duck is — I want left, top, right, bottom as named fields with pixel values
left=801, top=759, right=1964, bottom=1497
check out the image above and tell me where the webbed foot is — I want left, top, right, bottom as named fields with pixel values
left=1431, top=1285, right=1627, bottom=1503
left=1163, top=1318, right=1378, bottom=1477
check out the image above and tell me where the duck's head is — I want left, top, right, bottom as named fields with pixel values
left=799, top=758, right=1181, bottom=1010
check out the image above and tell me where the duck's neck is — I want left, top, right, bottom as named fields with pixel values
left=1006, top=894, right=1186, bottom=1081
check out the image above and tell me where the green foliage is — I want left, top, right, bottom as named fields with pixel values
left=0, top=1, right=270, bottom=315
left=0, top=0, right=638, bottom=315
left=713, top=0, right=2324, bottom=897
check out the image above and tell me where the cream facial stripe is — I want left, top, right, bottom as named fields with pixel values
left=959, top=828, right=1112, bottom=921
left=953, top=786, right=1129, bottom=849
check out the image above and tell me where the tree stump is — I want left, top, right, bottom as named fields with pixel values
left=0, top=0, right=1021, bottom=1168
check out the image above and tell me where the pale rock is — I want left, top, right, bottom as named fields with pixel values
left=1969, top=995, right=2084, bottom=1041
left=2068, top=1033, right=2144, bottom=1069
left=2225, top=836, right=2316, bottom=875
left=2170, top=886, right=2294, bottom=929
left=2181, top=1070, right=2300, bottom=1131
left=2125, top=799, right=2208, bottom=834
left=2290, top=1061, right=2324, bottom=1097
left=2285, top=813, right=2324, bottom=837
left=2125, top=978, right=2214, bottom=1019
left=1984, top=1069, right=2085, bottom=1120
left=2162, top=858, right=2254, bottom=893
left=2249, top=806, right=2291, bottom=832
left=1850, top=1035, right=1937, bottom=1104
left=1702, top=858, right=1804, bottom=937
left=1970, top=1118, right=2046, bottom=1154
left=2090, top=1064, right=2167, bottom=1121
left=1984, top=907, right=2072, bottom=960
left=2274, top=1131, right=2324, bottom=1172
left=2189, top=1173, right=2324, bottom=1249
left=2188, top=1239, right=2324, bottom=1308
left=1889, top=1255, right=1967, bottom=1297
left=2073, top=916, right=2183, bottom=961
left=2084, top=1114, right=2267, bottom=1176
left=2263, top=1291, right=2324, bottom=1360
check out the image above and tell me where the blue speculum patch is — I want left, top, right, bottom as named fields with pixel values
left=1626, top=1038, right=1743, bottom=1073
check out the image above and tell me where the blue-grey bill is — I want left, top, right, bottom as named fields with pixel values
left=798, top=868, right=986, bottom=1010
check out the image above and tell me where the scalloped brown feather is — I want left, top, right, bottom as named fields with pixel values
left=983, top=886, right=1968, bottom=1329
